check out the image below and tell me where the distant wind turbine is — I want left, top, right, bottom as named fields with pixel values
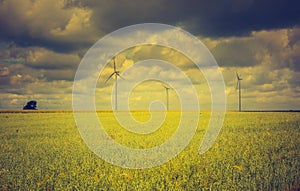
left=236, top=72, right=242, bottom=112
left=162, top=85, right=170, bottom=111
left=105, top=57, right=124, bottom=111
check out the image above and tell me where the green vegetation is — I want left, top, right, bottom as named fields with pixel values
left=0, top=112, right=299, bottom=190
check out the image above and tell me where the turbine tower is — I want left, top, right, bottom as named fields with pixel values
left=163, top=85, right=170, bottom=111
left=236, top=72, right=242, bottom=112
left=105, top=57, right=123, bottom=111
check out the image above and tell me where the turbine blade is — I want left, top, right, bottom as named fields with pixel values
left=162, top=84, right=170, bottom=89
left=116, top=73, right=125, bottom=80
left=236, top=80, right=239, bottom=90
left=113, top=57, right=116, bottom=72
left=105, top=72, right=115, bottom=83
left=236, top=72, right=242, bottom=80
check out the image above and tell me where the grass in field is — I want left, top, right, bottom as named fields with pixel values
left=0, top=111, right=299, bottom=190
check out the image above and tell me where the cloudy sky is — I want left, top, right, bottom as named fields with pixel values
left=0, top=0, right=299, bottom=110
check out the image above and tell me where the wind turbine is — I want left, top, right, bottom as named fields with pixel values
left=162, top=85, right=170, bottom=111
left=105, top=57, right=124, bottom=111
left=236, top=72, right=242, bottom=112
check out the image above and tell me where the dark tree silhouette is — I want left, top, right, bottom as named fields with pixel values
left=23, top=100, right=37, bottom=110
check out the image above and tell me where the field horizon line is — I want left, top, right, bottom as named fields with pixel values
left=0, top=109, right=299, bottom=113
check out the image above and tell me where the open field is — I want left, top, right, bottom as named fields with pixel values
left=0, top=111, right=299, bottom=190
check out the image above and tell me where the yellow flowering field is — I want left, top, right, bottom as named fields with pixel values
left=0, top=111, right=299, bottom=190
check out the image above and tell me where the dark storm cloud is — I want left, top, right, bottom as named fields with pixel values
left=1, top=0, right=299, bottom=53
left=85, top=0, right=300, bottom=37
left=185, top=0, right=300, bottom=37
